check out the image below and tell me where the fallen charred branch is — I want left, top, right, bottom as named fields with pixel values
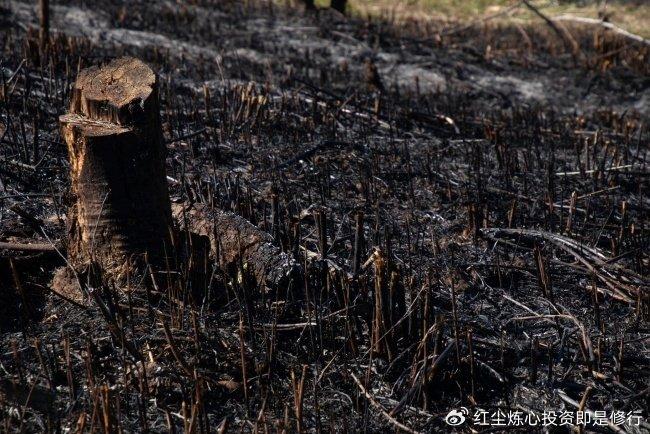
left=0, top=241, right=57, bottom=253
left=480, top=227, right=648, bottom=303
left=173, top=202, right=299, bottom=291
left=553, top=15, right=650, bottom=47
left=349, top=371, right=423, bottom=434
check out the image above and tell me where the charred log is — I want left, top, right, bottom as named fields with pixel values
left=173, top=203, right=299, bottom=291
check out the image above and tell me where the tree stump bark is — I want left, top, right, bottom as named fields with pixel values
left=59, top=57, right=172, bottom=277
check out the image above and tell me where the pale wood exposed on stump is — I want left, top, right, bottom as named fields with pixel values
left=60, top=57, right=172, bottom=276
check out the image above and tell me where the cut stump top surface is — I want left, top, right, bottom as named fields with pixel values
left=67, top=57, right=158, bottom=126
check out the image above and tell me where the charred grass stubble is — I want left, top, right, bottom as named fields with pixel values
left=0, top=0, right=649, bottom=432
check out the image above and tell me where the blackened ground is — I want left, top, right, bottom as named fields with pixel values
left=0, top=1, right=648, bottom=432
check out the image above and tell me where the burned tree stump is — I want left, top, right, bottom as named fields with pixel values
left=58, top=57, right=297, bottom=296
left=59, top=57, right=172, bottom=277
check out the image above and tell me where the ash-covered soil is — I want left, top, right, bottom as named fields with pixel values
left=0, top=1, right=648, bottom=432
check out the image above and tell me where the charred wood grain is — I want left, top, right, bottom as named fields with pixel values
left=173, top=203, right=299, bottom=291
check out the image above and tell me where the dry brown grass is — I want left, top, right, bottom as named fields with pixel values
left=312, top=0, right=650, bottom=38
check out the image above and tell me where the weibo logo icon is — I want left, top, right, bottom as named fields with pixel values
left=445, top=407, right=469, bottom=426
